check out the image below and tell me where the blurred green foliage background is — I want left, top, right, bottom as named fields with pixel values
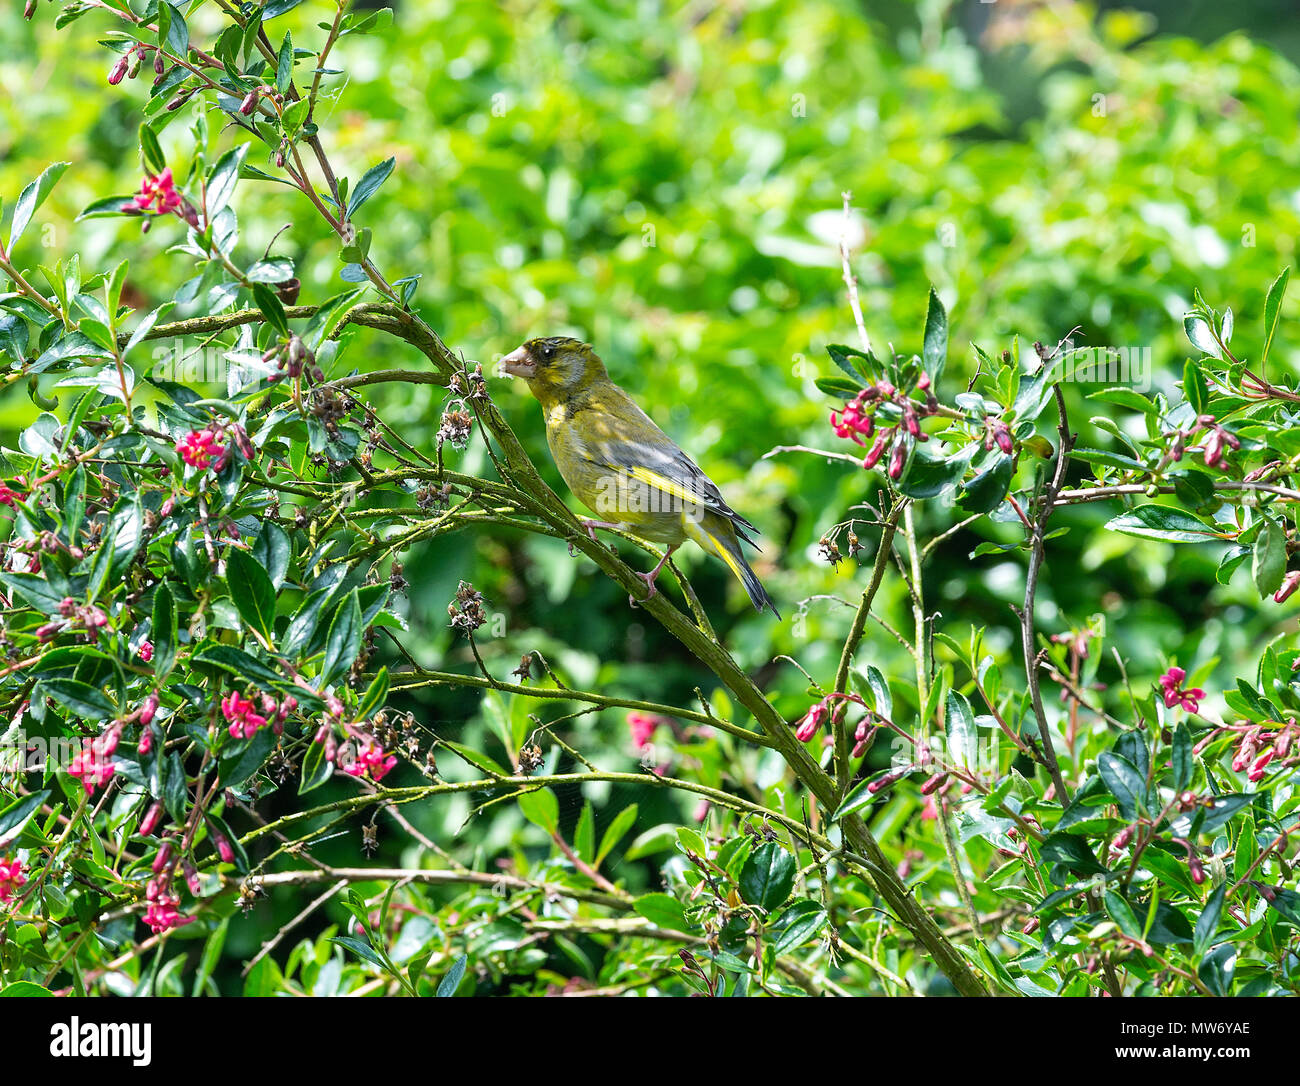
left=3, top=0, right=1299, bottom=988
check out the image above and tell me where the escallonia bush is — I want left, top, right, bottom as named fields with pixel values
left=0, top=1, right=1298, bottom=998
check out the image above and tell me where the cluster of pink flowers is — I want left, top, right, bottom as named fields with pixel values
left=36, top=597, right=111, bottom=644
left=343, top=738, right=397, bottom=782
left=0, top=857, right=26, bottom=903
left=68, top=723, right=122, bottom=796
left=1159, top=667, right=1205, bottom=714
left=829, top=377, right=942, bottom=481
left=1231, top=724, right=1292, bottom=783
left=627, top=710, right=666, bottom=749
left=143, top=877, right=194, bottom=935
left=793, top=695, right=879, bottom=758
left=221, top=692, right=296, bottom=740
left=176, top=428, right=228, bottom=472
left=0, top=481, right=24, bottom=507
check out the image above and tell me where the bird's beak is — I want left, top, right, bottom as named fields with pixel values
left=499, top=345, right=537, bottom=379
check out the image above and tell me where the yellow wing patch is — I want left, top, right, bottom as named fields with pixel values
left=621, top=465, right=710, bottom=509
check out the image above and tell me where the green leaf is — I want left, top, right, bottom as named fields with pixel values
left=957, top=453, right=1013, bottom=514
left=632, top=892, right=689, bottom=932
left=357, top=666, right=390, bottom=721
left=1103, top=890, right=1142, bottom=939
left=738, top=841, right=796, bottom=910
left=252, top=282, right=289, bottom=336
left=1039, top=832, right=1107, bottom=875
left=1182, top=358, right=1209, bottom=413
left=825, top=343, right=871, bottom=383
left=139, top=124, right=166, bottom=176
left=0, top=982, right=54, bottom=997
left=40, top=678, right=116, bottom=721
left=151, top=582, right=178, bottom=678
left=1097, top=751, right=1145, bottom=820
left=594, top=803, right=638, bottom=867
left=770, top=900, right=827, bottom=956
left=0, top=790, right=51, bottom=850
left=320, top=589, right=362, bottom=686
left=263, top=0, right=305, bottom=18
left=517, top=787, right=559, bottom=835
left=193, top=644, right=283, bottom=687
left=1170, top=794, right=1255, bottom=837
left=1105, top=505, right=1224, bottom=543
left=298, top=736, right=333, bottom=794
left=206, top=144, right=249, bottom=222
left=8, top=162, right=70, bottom=252
left=218, top=727, right=276, bottom=788
left=1194, top=883, right=1226, bottom=955
left=1261, top=266, right=1290, bottom=366
left=275, top=32, right=293, bottom=94
left=815, top=374, right=865, bottom=398
left=347, top=157, right=396, bottom=219
left=160, top=2, right=189, bottom=56
left=1197, top=943, right=1236, bottom=995
left=1183, top=315, right=1221, bottom=359
left=574, top=803, right=595, bottom=864
left=1253, top=516, right=1287, bottom=598
left=227, top=549, right=277, bottom=642
left=251, top=521, right=291, bottom=589
left=944, top=690, right=977, bottom=768
left=330, top=935, right=386, bottom=970
left=436, top=954, right=468, bottom=997
left=921, top=285, right=948, bottom=384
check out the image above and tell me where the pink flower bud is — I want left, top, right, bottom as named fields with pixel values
left=151, top=842, right=173, bottom=874
left=888, top=440, right=906, bottom=480
left=139, top=802, right=164, bottom=837
left=215, top=835, right=234, bottom=864
left=108, top=54, right=130, bottom=85
left=1189, top=857, right=1206, bottom=884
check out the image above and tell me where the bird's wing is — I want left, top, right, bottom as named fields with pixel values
left=575, top=388, right=761, bottom=546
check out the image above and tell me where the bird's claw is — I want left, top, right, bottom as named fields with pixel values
left=629, top=571, right=660, bottom=608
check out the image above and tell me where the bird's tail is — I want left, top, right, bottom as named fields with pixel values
left=697, top=520, right=780, bottom=618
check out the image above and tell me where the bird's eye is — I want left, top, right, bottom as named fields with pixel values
left=541, top=344, right=555, bottom=360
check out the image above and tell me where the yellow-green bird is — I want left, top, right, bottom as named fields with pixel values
left=500, top=336, right=779, bottom=616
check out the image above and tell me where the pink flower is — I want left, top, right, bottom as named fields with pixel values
left=68, top=724, right=122, bottom=796
left=1158, top=666, right=1204, bottom=713
left=138, top=640, right=154, bottom=663
left=0, top=857, right=26, bottom=903
left=175, top=428, right=228, bottom=472
left=0, top=482, right=24, bottom=507
left=693, top=800, right=711, bottom=823
left=627, top=710, right=663, bottom=749
left=131, top=168, right=182, bottom=216
left=794, top=701, right=829, bottom=743
left=343, top=739, right=397, bottom=782
left=143, top=878, right=194, bottom=934
left=830, top=397, right=875, bottom=445
left=221, top=692, right=268, bottom=740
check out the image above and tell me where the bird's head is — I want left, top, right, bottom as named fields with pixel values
left=500, top=336, right=608, bottom=402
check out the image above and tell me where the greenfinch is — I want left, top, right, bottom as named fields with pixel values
left=500, top=337, right=779, bottom=616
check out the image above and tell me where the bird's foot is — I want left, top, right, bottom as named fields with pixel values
left=628, top=570, right=661, bottom=608
left=571, top=519, right=621, bottom=556
left=627, top=545, right=677, bottom=608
